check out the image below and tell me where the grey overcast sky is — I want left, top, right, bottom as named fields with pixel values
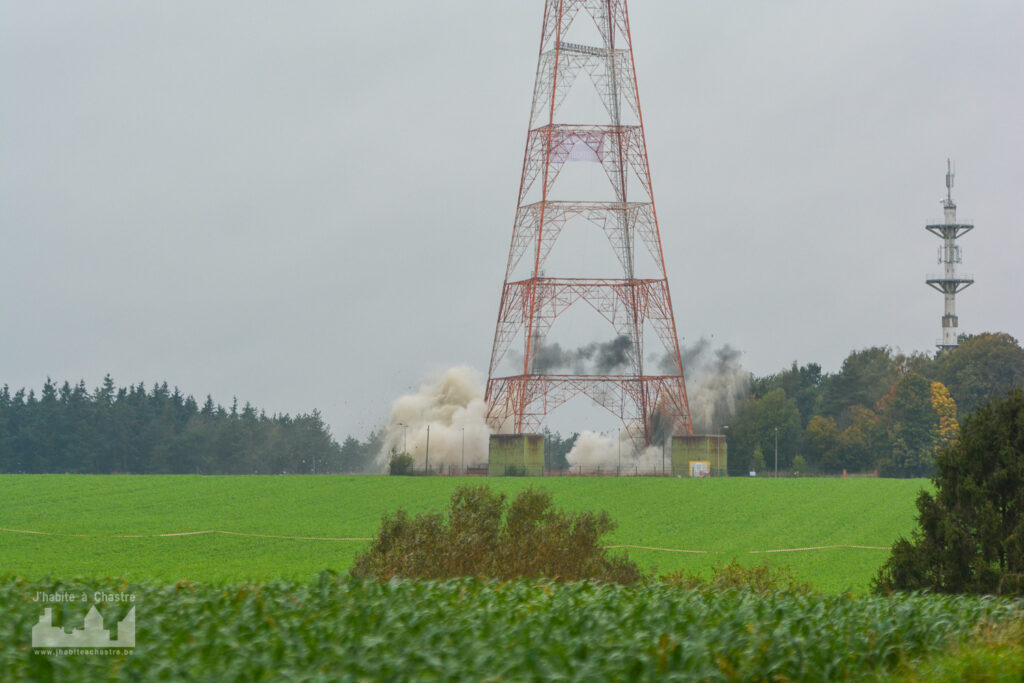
left=2, top=1, right=1022, bottom=440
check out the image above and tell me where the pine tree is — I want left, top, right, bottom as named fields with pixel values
left=874, top=389, right=1024, bottom=595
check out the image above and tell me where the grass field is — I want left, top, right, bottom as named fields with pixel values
left=0, top=475, right=926, bottom=591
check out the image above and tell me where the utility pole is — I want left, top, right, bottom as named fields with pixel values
left=722, top=425, right=729, bottom=477
left=425, top=425, right=430, bottom=474
left=461, top=427, right=465, bottom=473
left=774, top=427, right=778, bottom=478
left=717, top=428, right=724, bottom=477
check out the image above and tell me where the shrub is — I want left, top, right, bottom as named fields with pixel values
left=874, top=389, right=1024, bottom=595
left=661, top=560, right=814, bottom=595
left=751, top=445, right=766, bottom=473
left=350, top=484, right=642, bottom=584
left=388, top=451, right=414, bottom=476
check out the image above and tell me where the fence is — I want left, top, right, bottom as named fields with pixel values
left=387, top=466, right=883, bottom=478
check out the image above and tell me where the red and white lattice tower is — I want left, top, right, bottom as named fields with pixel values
left=485, top=0, right=693, bottom=450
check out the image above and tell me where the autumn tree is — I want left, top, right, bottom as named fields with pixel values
left=930, top=381, right=959, bottom=459
left=831, top=405, right=882, bottom=473
left=802, top=415, right=839, bottom=471
left=875, top=374, right=944, bottom=477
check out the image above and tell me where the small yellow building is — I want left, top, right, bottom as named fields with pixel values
left=488, top=434, right=545, bottom=476
left=670, top=435, right=728, bottom=476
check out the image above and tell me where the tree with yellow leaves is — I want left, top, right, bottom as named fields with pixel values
left=930, top=381, right=959, bottom=459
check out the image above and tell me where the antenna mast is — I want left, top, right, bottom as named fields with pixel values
left=925, top=159, right=974, bottom=350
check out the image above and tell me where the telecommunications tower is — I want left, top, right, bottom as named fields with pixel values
left=485, top=0, right=693, bottom=453
left=925, top=160, right=974, bottom=350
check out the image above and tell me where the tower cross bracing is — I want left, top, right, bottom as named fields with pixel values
left=485, top=0, right=693, bottom=451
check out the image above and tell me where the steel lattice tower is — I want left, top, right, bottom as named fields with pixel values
left=485, top=0, right=693, bottom=451
left=925, top=159, right=974, bottom=349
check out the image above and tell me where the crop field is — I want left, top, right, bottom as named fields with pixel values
left=1, top=475, right=924, bottom=591
left=6, top=475, right=1024, bottom=681
left=3, top=573, right=1022, bottom=681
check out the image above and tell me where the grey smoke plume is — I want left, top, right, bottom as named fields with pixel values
left=646, top=407, right=673, bottom=444
left=532, top=335, right=632, bottom=374
left=655, top=338, right=750, bottom=433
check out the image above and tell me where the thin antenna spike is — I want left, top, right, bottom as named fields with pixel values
left=945, top=158, right=955, bottom=202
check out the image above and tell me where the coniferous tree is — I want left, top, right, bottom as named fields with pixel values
left=874, top=389, right=1024, bottom=595
left=0, top=377, right=350, bottom=475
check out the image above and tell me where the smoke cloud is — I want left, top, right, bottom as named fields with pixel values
left=646, top=407, right=673, bottom=444
left=661, top=338, right=750, bottom=434
left=565, top=429, right=669, bottom=473
left=376, top=366, right=493, bottom=472
left=562, top=338, right=749, bottom=471
left=531, top=335, right=632, bottom=374
left=375, top=337, right=747, bottom=474
left=565, top=430, right=619, bottom=470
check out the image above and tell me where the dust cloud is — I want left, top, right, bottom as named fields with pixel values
left=376, top=366, right=493, bottom=472
left=562, top=338, right=749, bottom=470
left=377, top=336, right=748, bottom=473
left=564, top=429, right=671, bottom=473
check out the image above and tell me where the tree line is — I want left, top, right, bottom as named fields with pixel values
left=725, top=332, right=1024, bottom=477
left=0, top=375, right=380, bottom=474
left=3, top=331, right=1021, bottom=477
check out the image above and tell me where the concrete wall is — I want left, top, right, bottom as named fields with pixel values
left=488, top=434, right=545, bottom=476
left=671, top=435, right=728, bottom=476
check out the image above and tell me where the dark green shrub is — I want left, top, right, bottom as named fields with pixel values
left=388, top=451, right=414, bottom=476
left=350, top=484, right=642, bottom=584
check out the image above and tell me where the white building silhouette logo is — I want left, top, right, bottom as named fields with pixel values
left=32, top=605, right=135, bottom=649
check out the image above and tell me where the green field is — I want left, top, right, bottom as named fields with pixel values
left=1, top=475, right=925, bottom=591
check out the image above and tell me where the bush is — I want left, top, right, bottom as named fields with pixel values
left=751, top=445, right=766, bottom=473
left=388, top=451, right=414, bottom=476
left=350, top=484, right=642, bottom=584
left=661, top=560, right=814, bottom=595
left=874, top=389, right=1024, bottom=595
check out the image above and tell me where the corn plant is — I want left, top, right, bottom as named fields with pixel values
left=2, top=573, right=1020, bottom=681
